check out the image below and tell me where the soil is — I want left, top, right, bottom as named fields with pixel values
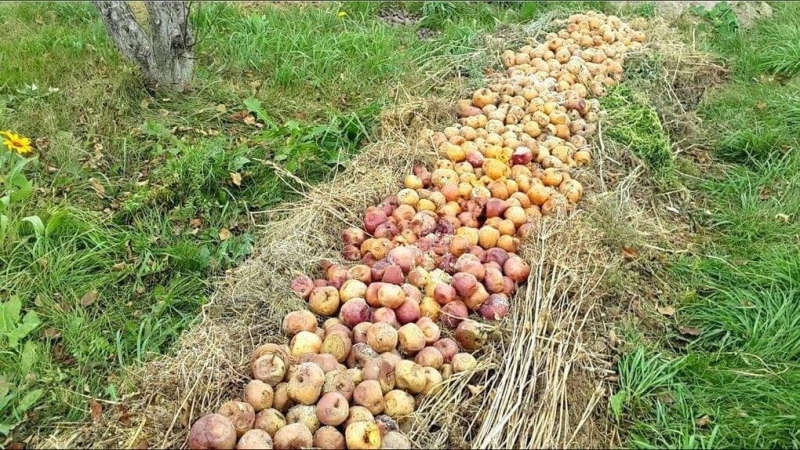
left=611, top=1, right=773, bottom=28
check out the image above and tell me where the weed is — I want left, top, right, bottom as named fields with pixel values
left=602, top=84, right=674, bottom=177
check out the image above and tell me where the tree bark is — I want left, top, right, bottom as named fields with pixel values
left=93, top=1, right=194, bottom=91
left=145, top=2, right=194, bottom=91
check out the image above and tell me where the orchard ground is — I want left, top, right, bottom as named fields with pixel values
left=0, top=1, right=797, bottom=448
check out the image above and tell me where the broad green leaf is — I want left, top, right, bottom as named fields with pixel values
left=0, top=296, right=23, bottom=331
left=0, top=423, right=12, bottom=437
left=20, top=341, right=38, bottom=375
left=232, top=156, right=251, bottom=171
left=243, top=97, right=276, bottom=128
left=14, top=388, right=43, bottom=418
left=4, top=309, right=40, bottom=348
left=609, top=389, right=627, bottom=419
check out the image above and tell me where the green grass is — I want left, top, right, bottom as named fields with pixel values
left=602, top=83, right=674, bottom=177
left=612, top=2, right=800, bottom=448
left=0, top=0, right=621, bottom=441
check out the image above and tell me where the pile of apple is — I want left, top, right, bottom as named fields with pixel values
left=187, top=11, right=644, bottom=450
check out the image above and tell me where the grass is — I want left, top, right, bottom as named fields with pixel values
left=601, top=83, right=674, bottom=177
left=610, top=2, right=800, bottom=448
left=0, top=0, right=619, bottom=441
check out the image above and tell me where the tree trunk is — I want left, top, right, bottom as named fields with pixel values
left=93, top=1, right=194, bottom=92
left=145, top=2, right=194, bottom=91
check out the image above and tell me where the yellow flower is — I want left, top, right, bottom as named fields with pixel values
left=1, top=131, right=33, bottom=156
left=337, top=11, right=347, bottom=18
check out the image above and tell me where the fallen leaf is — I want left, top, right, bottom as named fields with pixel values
left=695, top=415, right=711, bottom=427
left=622, top=245, right=640, bottom=260
left=133, top=438, right=149, bottom=449
left=190, top=218, right=203, bottom=228
left=118, top=404, right=132, bottom=427
left=679, top=326, right=702, bottom=336
left=759, top=187, right=771, bottom=200
left=112, top=263, right=126, bottom=271
left=179, top=405, right=191, bottom=428
left=657, top=306, right=675, bottom=317
left=90, top=399, right=103, bottom=422
left=230, top=172, right=242, bottom=187
left=42, top=327, right=61, bottom=340
left=89, top=178, right=106, bottom=197
left=219, top=228, right=232, bottom=241
left=81, top=289, right=99, bottom=307
left=775, top=213, right=790, bottom=222
left=756, top=100, right=767, bottom=110
left=467, top=384, right=485, bottom=396
left=243, top=114, right=257, bottom=126
left=608, top=329, right=618, bottom=348
left=215, top=103, right=227, bottom=113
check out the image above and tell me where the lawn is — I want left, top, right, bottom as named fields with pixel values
left=0, top=0, right=797, bottom=447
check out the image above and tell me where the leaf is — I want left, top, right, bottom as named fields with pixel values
left=89, top=178, right=106, bottom=197
left=622, top=245, right=640, bottom=260
left=243, top=115, right=257, bottom=126
left=679, top=326, right=702, bottom=337
left=90, top=399, right=103, bottom=422
left=243, top=97, right=277, bottom=128
left=81, top=290, right=99, bottom=307
left=215, top=103, right=227, bottom=113
left=609, top=389, right=627, bottom=419
left=14, top=389, right=43, bottom=417
left=657, top=306, right=675, bottom=317
left=467, top=384, right=485, bottom=396
left=229, top=172, right=242, bottom=187
left=0, top=296, right=23, bottom=330
left=232, top=156, right=251, bottom=171
left=22, top=215, right=45, bottom=236
left=229, top=110, right=248, bottom=122
left=19, top=341, right=38, bottom=375
left=2, top=299, right=40, bottom=348
left=41, top=327, right=61, bottom=340
left=696, top=415, right=712, bottom=427
left=118, top=404, right=131, bottom=427
left=219, top=228, right=232, bottom=241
